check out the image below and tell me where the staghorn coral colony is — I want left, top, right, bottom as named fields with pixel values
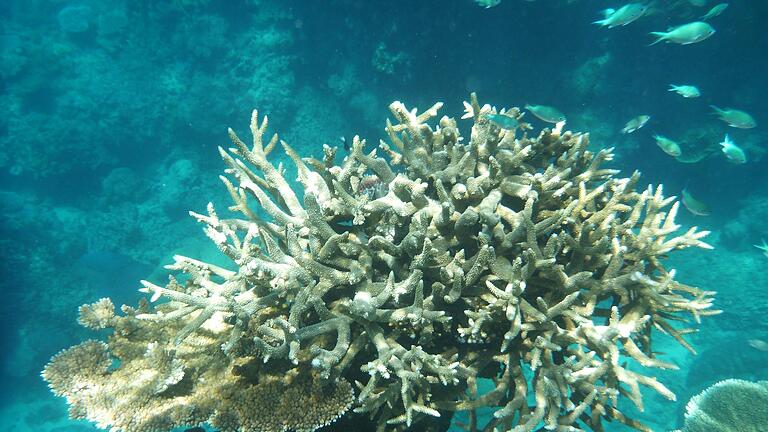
left=43, top=95, right=718, bottom=432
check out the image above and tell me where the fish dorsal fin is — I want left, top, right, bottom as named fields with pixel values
left=602, top=8, right=616, bottom=18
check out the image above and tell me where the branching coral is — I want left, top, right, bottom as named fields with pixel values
left=43, top=94, right=718, bottom=432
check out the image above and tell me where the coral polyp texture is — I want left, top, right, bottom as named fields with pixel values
left=43, top=94, right=718, bottom=432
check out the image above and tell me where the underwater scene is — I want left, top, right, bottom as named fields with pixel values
left=1, top=0, right=767, bottom=431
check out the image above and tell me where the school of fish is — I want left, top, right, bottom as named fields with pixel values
left=488, top=2, right=757, bottom=224
left=588, top=2, right=759, bottom=221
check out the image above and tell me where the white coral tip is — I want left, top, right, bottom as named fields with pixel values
left=461, top=101, right=474, bottom=119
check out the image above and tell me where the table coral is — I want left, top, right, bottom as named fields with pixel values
left=674, top=379, right=768, bottom=432
left=43, top=94, right=718, bottom=432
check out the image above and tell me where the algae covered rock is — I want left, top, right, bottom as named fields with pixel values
left=43, top=94, right=717, bottom=431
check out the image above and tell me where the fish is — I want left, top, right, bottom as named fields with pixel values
left=475, top=0, right=501, bottom=8
left=620, top=115, right=650, bottom=134
left=649, top=21, right=715, bottom=45
left=754, top=239, right=768, bottom=258
left=681, top=188, right=710, bottom=216
left=710, top=105, right=757, bottom=129
left=675, top=151, right=712, bottom=164
left=653, top=135, right=681, bottom=157
left=719, top=134, right=746, bottom=163
left=525, top=104, right=566, bottom=124
left=748, top=339, right=768, bottom=352
left=701, top=3, right=729, bottom=20
left=340, top=136, right=350, bottom=152
left=668, top=84, right=700, bottom=98
left=593, top=3, right=649, bottom=28
left=484, top=113, right=519, bottom=130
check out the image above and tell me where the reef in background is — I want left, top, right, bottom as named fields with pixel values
left=43, top=95, right=718, bottom=432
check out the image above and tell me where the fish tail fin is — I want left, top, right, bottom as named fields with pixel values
left=709, top=104, right=722, bottom=114
left=719, top=134, right=731, bottom=149
left=648, top=32, right=667, bottom=46
left=592, top=18, right=608, bottom=26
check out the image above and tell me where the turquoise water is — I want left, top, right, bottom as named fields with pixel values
left=1, top=1, right=767, bottom=431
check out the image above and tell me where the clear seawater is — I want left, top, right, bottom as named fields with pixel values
left=1, top=1, right=766, bottom=431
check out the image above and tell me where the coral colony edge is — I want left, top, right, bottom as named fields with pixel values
left=42, top=95, right=718, bottom=432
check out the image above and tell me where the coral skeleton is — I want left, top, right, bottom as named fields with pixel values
left=43, top=94, right=718, bottom=432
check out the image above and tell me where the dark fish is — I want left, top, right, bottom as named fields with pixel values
left=675, top=147, right=716, bottom=164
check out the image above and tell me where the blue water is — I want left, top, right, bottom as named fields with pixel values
left=1, top=1, right=767, bottom=431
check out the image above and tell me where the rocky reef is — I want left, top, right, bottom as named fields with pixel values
left=43, top=95, right=717, bottom=432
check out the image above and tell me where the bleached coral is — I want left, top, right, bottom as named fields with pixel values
left=43, top=94, right=717, bottom=431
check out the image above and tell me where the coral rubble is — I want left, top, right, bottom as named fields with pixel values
left=43, top=95, right=718, bottom=431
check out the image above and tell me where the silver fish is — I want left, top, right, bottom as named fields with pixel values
left=525, top=104, right=566, bottom=124
left=484, top=113, right=519, bottom=130
left=475, top=0, right=501, bottom=8
left=711, top=105, right=757, bottom=129
left=720, top=134, right=746, bottom=163
left=668, top=84, right=700, bottom=98
left=701, top=3, right=728, bottom=21
left=682, top=188, right=710, bottom=216
left=621, top=115, right=650, bottom=134
left=649, top=21, right=715, bottom=45
left=748, top=338, right=768, bottom=352
left=754, top=239, right=768, bottom=258
left=593, top=3, right=648, bottom=28
left=653, top=135, right=681, bottom=157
